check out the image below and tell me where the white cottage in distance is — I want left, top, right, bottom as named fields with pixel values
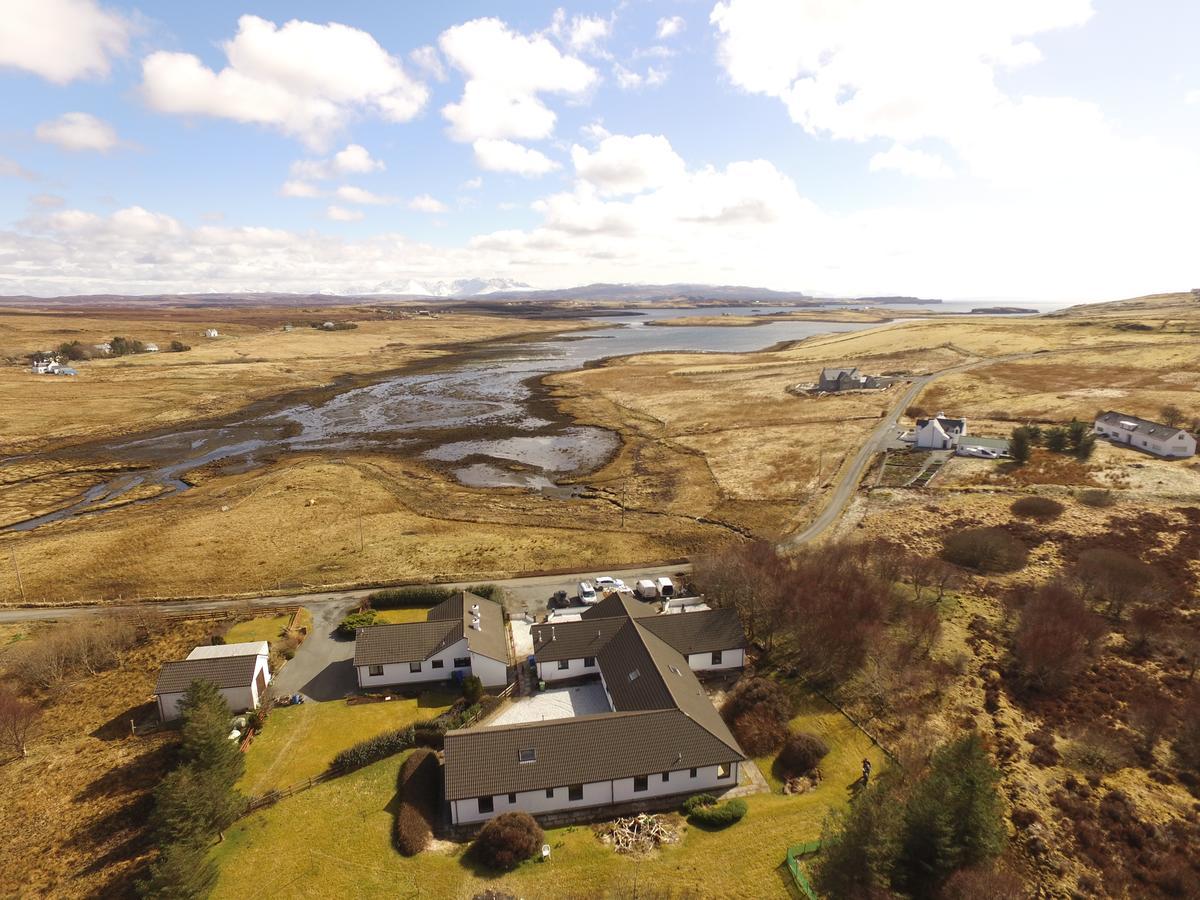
left=914, top=412, right=967, bottom=450
left=1094, top=411, right=1196, bottom=458
left=154, top=641, right=271, bottom=721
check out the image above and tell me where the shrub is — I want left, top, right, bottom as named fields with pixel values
left=1013, top=581, right=1106, bottom=694
left=1075, top=547, right=1161, bottom=618
left=462, top=675, right=484, bottom=704
left=1077, top=488, right=1116, bottom=508
left=730, top=708, right=788, bottom=757
left=471, top=812, right=543, bottom=870
left=777, top=731, right=829, bottom=777
left=689, top=797, right=747, bottom=828
left=337, top=610, right=377, bottom=637
left=366, top=584, right=502, bottom=610
left=1010, top=496, right=1064, bottom=521
left=329, top=726, right=416, bottom=773
left=393, top=749, right=439, bottom=856
left=721, top=677, right=791, bottom=728
left=941, top=528, right=1028, bottom=573
left=681, top=793, right=717, bottom=815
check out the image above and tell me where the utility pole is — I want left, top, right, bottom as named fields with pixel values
left=10, top=548, right=26, bottom=603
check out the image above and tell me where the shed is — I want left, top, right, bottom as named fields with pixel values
left=154, top=641, right=271, bottom=721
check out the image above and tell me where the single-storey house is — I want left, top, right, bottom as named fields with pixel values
left=819, top=367, right=865, bottom=392
left=154, top=641, right=271, bottom=722
left=353, top=592, right=509, bottom=689
left=914, top=412, right=967, bottom=450
left=443, top=595, right=747, bottom=826
left=204, top=328, right=220, bottom=338
left=30, top=358, right=59, bottom=374
left=1093, top=411, right=1196, bottom=458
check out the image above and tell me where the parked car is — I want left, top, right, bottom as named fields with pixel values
left=635, top=579, right=658, bottom=599
left=577, top=581, right=598, bottom=604
left=656, top=577, right=675, bottom=598
left=594, top=576, right=629, bottom=593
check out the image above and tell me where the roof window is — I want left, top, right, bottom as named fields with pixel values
left=518, top=748, right=536, bottom=763
left=628, top=669, right=640, bottom=682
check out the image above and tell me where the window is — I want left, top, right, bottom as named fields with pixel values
left=634, top=775, right=648, bottom=792
left=584, top=656, right=595, bottom=668
left=568, top=784, right=583, bottom=801
left=661, top=772, right=669, bottom=783
left=431, top=659, right=444, bottom=669
left=508, top=793, right=516, bottom=804
left=711, top=650, right=723, bottom=666
left=546, top=788, right=555, bottom=799
left=453, top=657, right=471, bottom=668
left=519, top=748, right=536, bottom=764
left=478, top=796, right=494, bottom=814
left=368, top=664, right=383, bottom=677
left=717, top=763, right=731, bottom=779
left=690, top=768, right=697, bottom=778
left=557, top=659, right=569, bottom=670
left=628, top=669, right=640, bottom=682
left=409, top=662, right=422, bottom=673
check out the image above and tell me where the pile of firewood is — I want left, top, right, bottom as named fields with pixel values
left=784, top=769, right=823, bottom=795
left=597, top=814, right=680, bottom=854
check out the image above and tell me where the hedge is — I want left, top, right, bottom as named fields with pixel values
left=365, top=584, right=502, bottom=610
left=681, top=793, right=717, bottom=815
left=337, top=610, right=377, bottom=637
left=393, top=749, right=440, bottom=856
left=688, top=797, right=747, bottom=829
left=327, top=722, right=444, bottom=774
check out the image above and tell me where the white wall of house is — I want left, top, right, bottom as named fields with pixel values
left=612, top=763, right=736, bottom=802
left=537, top=656, right=599, bottom=682
left=451, top=779, right=611, bottom=825
left=1094, top=420, right=1196, bottom=458
left=687, top=648, right=745, bottom=671
left=157, top=655, right=270, bottom=722
left=356, top=638, right=471, bottom=689
left=469, top=652, right=508, bottom=687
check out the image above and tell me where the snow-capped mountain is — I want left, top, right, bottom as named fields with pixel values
left=368, top=277, right=533, bottom=297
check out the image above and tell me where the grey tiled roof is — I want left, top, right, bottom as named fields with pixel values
left=639, top=609, right=747, bottom=655
left=581, top=593, right=655, bottom=620
left=1095, top=410, right=1188, bottom=440
left=444, top=709, right=743, bottom=800
left=352, top=592, right=509, bottom=667
left=531, top=618, right=625, bottom=662
left=155, top=655, right=260, bottom=695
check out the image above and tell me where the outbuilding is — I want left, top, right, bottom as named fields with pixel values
left=154, top=641, right=271, bottom=722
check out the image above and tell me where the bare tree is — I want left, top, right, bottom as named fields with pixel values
left=905, top=556, right=937, bottom=603
left=1013, top=580, right=1107, bottom=694
left=1127, top=690, right=1173, bottom=757
left=930, top=561, right=961, bottom=602
left=1075, top=548, right=1163, bottom=619
left=0, top=686, right=41, bottom=757
left=1160, top=404, right=1184, bottom=428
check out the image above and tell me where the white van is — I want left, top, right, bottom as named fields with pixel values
left=634, top=579, right=658, bottom=599
left=577, top=581, right=598, bottom=604
left=656, top=577, right=675, bottom=598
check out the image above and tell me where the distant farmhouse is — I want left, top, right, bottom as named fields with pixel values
left=204, top=328, right=219, bottom=338
left=154, top=641, right=271, bottom=722
left=442, top=594, right=748, bottom=827
left=353, top=592, right=509, bottom=689
left=1094, top=411, right=1196, bottom=458
left=143, top=343, right=159, bottom=352
left=911, top=412, right=1009, bottom=456
left=816, top=367, right=893, bottom=392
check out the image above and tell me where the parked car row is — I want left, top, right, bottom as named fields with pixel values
left=571, top=575, right=675, bottom=604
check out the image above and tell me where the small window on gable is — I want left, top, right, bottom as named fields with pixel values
left=628, top=669, right=640, bottom=682
left=519, top=748, right=536, bottom=764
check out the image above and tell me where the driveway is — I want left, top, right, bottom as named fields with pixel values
left=270, top=597, right=360, bottom=701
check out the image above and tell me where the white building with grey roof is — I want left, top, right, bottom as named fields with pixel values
left=1094, top=411, right=1196, bottom=458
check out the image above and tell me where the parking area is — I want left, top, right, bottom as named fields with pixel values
left=488, top=682, right=611, bottom=727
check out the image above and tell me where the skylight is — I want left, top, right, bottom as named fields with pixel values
left=628, top=669, right=640, bottom=682
left=518, top=748, right=536, bottom=763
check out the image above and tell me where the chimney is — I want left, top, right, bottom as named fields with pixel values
left=551, top=626, right=556, bottom=641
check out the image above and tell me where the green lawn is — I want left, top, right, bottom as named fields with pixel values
left=225, top=608, right=313, bottom=647
left=238, top=692, right=455, bottom=796
left=755, top=695, right=886, bottom=793
left=215, top=693, right=883, bottom=899
left=372, top=607, right=430, bottom=625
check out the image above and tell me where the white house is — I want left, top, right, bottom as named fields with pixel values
left=93, top=342, right=112, bottom=354
left=204, top=328, right=220, bottom=338
left=353, top=592, right=509, bottom=689
left=154, top=641, right=271, bottom=722
left=1094, top=411, right=1196, bottom=459
left=445, top=594, right=747, bottom=826
left=143, top=343, right=159, bottom=352
left=914, top=412, right=967, bottom=450
left=31, top=359, right=60, bottom=374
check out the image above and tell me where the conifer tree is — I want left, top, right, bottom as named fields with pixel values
left=137, top=836, right=217, bottom=899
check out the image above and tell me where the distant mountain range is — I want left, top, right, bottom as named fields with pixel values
left=0, top=282, right=943, bottom=307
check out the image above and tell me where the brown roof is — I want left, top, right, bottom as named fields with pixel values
left=581, top=593, right=656, bottom=620
left=155, top=655, right=261, bottom=695
left=531, top=617, right=625, bottom=662
left=639, top=609, right=747, bottom=655
left=444, top=709, right=743, bottom=801
left=353, top=592, right=509, bottom=668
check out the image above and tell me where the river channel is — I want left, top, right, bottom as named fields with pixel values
left=6, top=307, right=898, bottom=531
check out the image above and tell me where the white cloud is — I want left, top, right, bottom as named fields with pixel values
left=290, top=144, right=384, bottom=181
left=409, top=194, right=449, bottom=213
left=0, top=0, right=130, bottom=84
left=326, top=205, right=364, bottom=221
left=613, top=64, right=668, bottom=90
left=656, top=16, right=686, bottom=39
left=35, top=112, right=121, bottom=152
left=280, top=180, right=322, bottom=198
left=1186, top=89, right=1200, bottom=105
left=550, top=9, right=613, bottom=54
left=439, top=17, right=597, bottom=142
left=461, top=176, right=483, bottom=190
left=0, top=156, right=36, bottom=180
left=409, top=45, right=446, bottom=81
left=472, top=138, right=560, bottom=177
left=571, top=134, right=685, bottom=194
left=140, top=15, right=427, bottom=148
left=868, top=144, right=952, bottom=179
left=335, top=185, right=393, bottom=205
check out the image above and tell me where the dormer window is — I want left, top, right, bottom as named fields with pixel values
left=518, top=748, right=536, bottom=764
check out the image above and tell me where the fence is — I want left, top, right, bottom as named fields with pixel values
left=785, top=841, right=822, bottom=900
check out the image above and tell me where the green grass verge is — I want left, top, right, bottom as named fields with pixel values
left=755, top=695, right=886, bottom=793
left=224, top=614, right=290, bottom=646
left=238, top=692, right=455, bottom=796
left=372, top=608, right=430, bottom=625
left=215, top=693, right=883, bottom=899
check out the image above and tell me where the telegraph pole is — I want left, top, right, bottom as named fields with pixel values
left=10, top=548, right=26, bottom=603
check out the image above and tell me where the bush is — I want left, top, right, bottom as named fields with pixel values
left=730, top=709, right=788, bottom=757
left=941, top=528, right=1028, bottom=573
left=1010, top=496, right=1064, bottom=521
left=777, top=731, right=829, bottom=777
left=681, top=793, right=717, bottom=815
left=1077, top=488, right=1116, bottom=508
left=329, top=726, right=416, bottom=773
left=721, top=678, right=792, bottom=756
left=471, top=812, right=543, bottom=870
left=462, top=675, right=484, bottom=704
left=1013, top=581, right=1106, bottom=694
left=366, top=584, right=502, bottom=610
left=393, top=749, right=439, bottom=856
left=689, top=797, right=747, bottom=829
left=337, top=610, right=377, bottom=637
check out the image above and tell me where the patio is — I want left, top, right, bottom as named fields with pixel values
left=487, top=681, right=611, bottom=727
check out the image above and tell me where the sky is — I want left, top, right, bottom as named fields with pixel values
left=0, top=0, right=1198, bottom=301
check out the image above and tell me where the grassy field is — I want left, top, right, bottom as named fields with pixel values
left=372, top=608, right=430, bottom=624
left=224, top=614, right=291, bottom=645
left=239, top=693, right=455, bottom=796
left=213, top=693, right=883, bottom=899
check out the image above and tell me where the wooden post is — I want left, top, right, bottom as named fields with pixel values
left=9, top=548, right=25, bottom=603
